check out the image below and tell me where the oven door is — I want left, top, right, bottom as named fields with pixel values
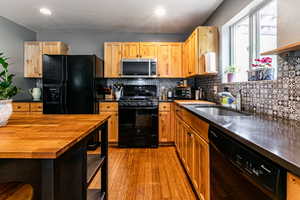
left=119, top=106, right=158, bottom=148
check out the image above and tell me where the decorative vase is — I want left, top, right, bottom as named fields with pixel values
left=248, top=68, right=274, bottom=81
left=0, top=99, right=13, bottom=127
left=29, top=88, right=42, bottom=101
left=227, top=73, right=235, bottom=83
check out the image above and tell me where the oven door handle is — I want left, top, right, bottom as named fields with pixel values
left=119, top=106, right=158, bottom=110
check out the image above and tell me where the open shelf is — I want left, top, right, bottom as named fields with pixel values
left=88, top=169, right=101, bottom=189
left=261, top=42, right=300, bottom=55
left=87, top=154, right=105, bottom=185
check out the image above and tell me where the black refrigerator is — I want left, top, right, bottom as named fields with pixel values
left=42, top=55, right=104, bottom=114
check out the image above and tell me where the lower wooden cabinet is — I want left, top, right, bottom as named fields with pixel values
left=159, top=111, right=171, bottom=143
left=193, top=131, right=210, bottom=200
left=159, top=103, right=174, bottom=143
left=99, top=102, right=119, bottom=143
left=175, top=104, right=210, bottom=200
left=287, top=173, right=300, bottom=200
left=13, top=102, right=43, bottom=113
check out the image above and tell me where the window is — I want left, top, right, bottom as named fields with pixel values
left=223, top=0, right=277, bottom=82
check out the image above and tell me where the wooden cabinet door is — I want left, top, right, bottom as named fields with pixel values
left=184, top=125, right=194, bottom=177
left=170, top=43, right=183, bottom=77
left=108, top=112, right=119, bottom=143
left=193, top=133, right=210, bottom=200
left=175, top=116, right=179, bottom=149
left=43, top=42, right=67, bottom=55
left=182, top=41, right=189, bottom=77
left=157, top=44, right=171, bottom=77
left=287, top=173, right=300, bottom=200
left=188, top=31, right=198, bottom=76
left=30, top=103, right=43, bottom=112
left=139, top=42, right=157, bottom=58
left=197, top=27, right=219, bottom=74
left=24, top=42, right=43, bottom=78
left=122, top=42, right=140, bottom=59
left=104, top=43, right=122, bottom=77
left=159, top=111, right=171, bottom=143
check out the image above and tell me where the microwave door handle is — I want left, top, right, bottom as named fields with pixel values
left=148, top=60, right=151, bottom=76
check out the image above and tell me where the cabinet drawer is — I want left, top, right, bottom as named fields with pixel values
left=30, top=103, right=43, bottom=112
left=100, top=102, right=118, bottom=112
left=13, top=103, right=30, bottom=112
left=159, top=103, right=171, bottom=112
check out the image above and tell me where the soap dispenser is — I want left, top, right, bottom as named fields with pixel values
left=218, top=87, right=235, bottom=107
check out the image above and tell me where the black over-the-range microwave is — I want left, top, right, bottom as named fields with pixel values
left=121, top=58, right=157, bottom=77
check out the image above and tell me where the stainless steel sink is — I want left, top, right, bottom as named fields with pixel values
left=193, top=106, right=251, bottom=117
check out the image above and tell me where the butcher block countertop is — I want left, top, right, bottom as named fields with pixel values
left=0, top=113, right=111, bottom=159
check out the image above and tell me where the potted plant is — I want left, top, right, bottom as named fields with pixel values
left=224, top=65, right=239, bottom=83
left=0, top=53, right=18, bottom=126
left=248, top=57, right=274, bottom=81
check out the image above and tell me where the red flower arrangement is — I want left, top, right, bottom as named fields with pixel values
left=252, top=57, right=272, bottom=68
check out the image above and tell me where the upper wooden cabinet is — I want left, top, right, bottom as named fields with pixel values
left=139, top=42, right=157, bottom=58
left=122, top=42, right=157, bottom=59
left=157, top=42, right=182, bottom=78
left=104, top=42, right=183, bottom=78
left=183, top=26, right=219, bottom=77
left=104, top=42, right=122, bottom=78
left=42, top=42, right=69, bottom=55
left=121, top=42, right=140, bottom=59
left=24, top=42, right=43, bottom=78
left=24, top=41, right=68, bottom=78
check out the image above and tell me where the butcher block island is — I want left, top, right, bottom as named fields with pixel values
left=0, top=113, right=110, bottom=200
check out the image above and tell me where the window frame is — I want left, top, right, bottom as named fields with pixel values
left=223, top=0, right=277, bottom=83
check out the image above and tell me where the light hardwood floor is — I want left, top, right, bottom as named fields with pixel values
left=89, top=147, right=197, bottom=200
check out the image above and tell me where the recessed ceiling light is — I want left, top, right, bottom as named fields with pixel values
left=154, top=7, right=166, bottom=17
left=40, top=8, right=52, bottom=16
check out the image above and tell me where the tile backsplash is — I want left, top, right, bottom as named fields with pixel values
left=105, top=78, right=183, bottom=96
left=194, top=53, right=300, bottom=120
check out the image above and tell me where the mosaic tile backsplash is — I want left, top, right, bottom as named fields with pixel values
left=194, top=53, right=300, bottom=120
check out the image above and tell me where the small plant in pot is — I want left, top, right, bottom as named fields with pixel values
left=224, top=65, right=239, bottom=83
left=0, top=53, right=18, bottom=127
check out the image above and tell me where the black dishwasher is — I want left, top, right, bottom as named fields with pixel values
left=209, top=126, right=286, bottom=200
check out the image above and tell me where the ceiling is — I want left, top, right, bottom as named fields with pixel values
left=0, top=0, right=223, bottom=34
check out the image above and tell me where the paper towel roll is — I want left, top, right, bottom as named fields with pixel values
left=204, top=52, right=217, bottom=73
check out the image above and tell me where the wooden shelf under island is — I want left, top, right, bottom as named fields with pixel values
left=0, top=113, right=110, bottom=200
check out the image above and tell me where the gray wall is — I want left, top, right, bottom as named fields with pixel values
left=0, top=17, right=36, bottom=100
left=204, top=0, right=253, bottom=28
left=37, top=31, right=187, bottom=58
left=204, top=0, right=300, bottom=46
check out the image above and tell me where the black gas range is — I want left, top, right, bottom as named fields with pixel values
left=118, top=85, right=159, bottom=148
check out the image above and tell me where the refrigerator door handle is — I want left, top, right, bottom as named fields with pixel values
left=63, top=83, right=68, bottom=113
